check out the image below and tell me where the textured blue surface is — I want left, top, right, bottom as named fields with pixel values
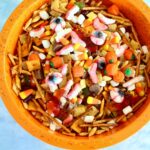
left=0, top=0, right=150, bottom=150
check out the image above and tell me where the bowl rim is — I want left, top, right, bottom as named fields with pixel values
left=0, top=0, right=150, bottom=149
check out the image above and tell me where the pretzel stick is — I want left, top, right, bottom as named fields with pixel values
left=132, top=96, right=147, bottom=110
left=96, top=99, right=105, bottom=119
left=101, top=11, right=131, bottom=23
left=136, top=53, right=141, bottom=76
left=83, top=6, right=106, bottom=11
left=32, top=71, right=46, bottom=103
left=17, top=41, right=22, bottom=74
left=80, top=123, right=115, bottom=127
left=144, top=69, right=150, bottom=88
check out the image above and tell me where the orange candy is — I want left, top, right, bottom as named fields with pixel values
left=105, top=63, right=118, bottom=76
left=105, top=51, right=117, bottom=64
left=72, top=65, right=84, bottom=78
left=124, top=49, right=134, bottom=60
left=113, top=71, right=125, bottom=82
left=108, top=5, right=120, bottom=16
left=28, top=53, right=40, bottom=61
left=50, top=56, right=64, bottom=68
left=54, top=89, right=66, bottom=99
left=84, top=59, right=93, bottom=69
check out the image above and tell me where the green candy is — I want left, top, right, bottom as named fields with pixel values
left=125, top=68, right=132, bottom=76
left=109, top=59, right=114, bottom=63
left=75, top=2, right=85, bottom=9
left=49, top=61, right=54, bottom=68
left=104, top=70, right=107, bottom=75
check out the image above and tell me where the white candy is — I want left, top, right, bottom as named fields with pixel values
left=64, top=79, right=74, bottom=96
left=66, top=5, right=80, bottom=20
left=72, top=16, right=78, bottom=23
left=48, top=82, right=58, bottom=92
left=122, top=106, right=133, bottom=115
left=42, top=40, right=50, bottom=49
left=123, top=75, right=144, bottom=88
left=114, top=96, right=124, bottom=103
left=127, top=84, right=135, bottom=91
left=67, top=84, right=81, bottom=100
left=60, top=97, right=67, bottom=108
left=114, top=44, right=128, bottom=57
left=50, top=118, right=62, bottom=131
left=99, top=80, right=106, bottom=87
left=110, top=80, right=119, bottom=87
left=55, top=28, right=72, bottom=42
left=71, top=5, right=80, bottom=14
left=77, top=14, right=85, bottom=25
left=84, top=116, right=94, bottom=123
left=29, top=27, right=45, bottom=38
left=39, top=10, right=50, bottom=20
left=39, top=53, right=46, bottom=60
left=142, top=45, right=149, bottom=54
left=120, top=27, right=126, bottom=34
left=98, top=13, right=116, bottom=25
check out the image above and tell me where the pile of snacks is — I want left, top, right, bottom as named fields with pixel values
left=8, top=0, right=150, bottom=136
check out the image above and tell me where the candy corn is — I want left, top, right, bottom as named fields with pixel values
left=87, top=96, right=101, bottom=105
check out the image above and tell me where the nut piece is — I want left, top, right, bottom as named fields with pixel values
left=73, top=105, right=87, bottom=117
left=86, top=106, right=99, bottom=116
left=88, top=127, right=97, bottom=137
left=26, top=60, right=41, bottom=71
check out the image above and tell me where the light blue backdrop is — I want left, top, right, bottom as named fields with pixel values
left=0, top=0, right=150, bottom=150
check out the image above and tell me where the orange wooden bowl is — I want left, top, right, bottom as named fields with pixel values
left=0, top=0, right=150, bottom=149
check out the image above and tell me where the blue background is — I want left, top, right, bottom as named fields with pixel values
left=0, top=0, right=150, bottom=150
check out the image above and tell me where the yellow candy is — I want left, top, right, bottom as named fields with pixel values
left=84, top=26, right=95, bottom=34
left=136, top=82, right=143, bottom=88
left=87, top=96, right=101, bottom=104
left=139, top=91, right=145, bottom=97
left=74, top=61, right=80, bottom=66
left=45, top=30, right=51, bottom=36
left=73, top=43, right=81, bottom=50
left=129, top=91, right=135, bottom=96
left=80, top=79, right=86, bottom=89
left=79, top=61, right=85, bottom=67
left=87, top=12, right=97, bottom=21
left=19, top=89, right=34, bottom=99
left=103, top=44, right=110, bottom=50
left=111, top=36, right=120, bottom=44
left=84, top=52, right=88, bottom=60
